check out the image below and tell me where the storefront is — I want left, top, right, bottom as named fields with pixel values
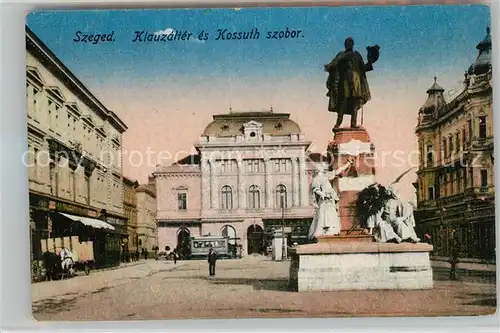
left=29, top=191, right=124, bottom=268
left=104, top=213, right=129, bottom=263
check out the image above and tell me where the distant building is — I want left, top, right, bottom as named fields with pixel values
left=123, top=177, right=139, bottom=253
left=154, top=111, right=320, bottom=256
left=414, top=27, right=494, bottom=260
left=26, top=26, right=128, bottom=267
left=136, top=180, right=158, bottom=252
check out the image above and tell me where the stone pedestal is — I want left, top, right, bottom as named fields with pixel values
left=327, top=127, right=375, bottom=233
left=289, top=242, right=434, bottom=291
left=289, top=126, right=433, bottom=292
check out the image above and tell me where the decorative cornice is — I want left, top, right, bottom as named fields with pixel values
left=45, top=86, right=66, bottom=104
left=27, top=122, right=46, bottom=139
left=26, top=66, right=45, bottom=88
left=26, top=26, right=128, bottom=133
left=65, top=102, right=81, bottom=117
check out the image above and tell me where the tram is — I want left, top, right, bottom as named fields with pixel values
left=189, top=235, right=240, bottom=259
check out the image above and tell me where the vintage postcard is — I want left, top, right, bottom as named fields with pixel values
left=26, top=4, right=495, bottom=321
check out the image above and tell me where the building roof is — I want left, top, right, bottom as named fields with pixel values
left=426, top=77, right=445, bottom=94
left=468, top=26, right=492, bottom=75
left=25, top=26, right=128, bottom=133
left=123, top=177, right=139, bottom=187
left=136, top=184, right=156, bottom=197
left=201, top=110, right=302, bottom=137
left=173, top=154, right=200, bottom=165
left=420, top=77, right=446, bottom=115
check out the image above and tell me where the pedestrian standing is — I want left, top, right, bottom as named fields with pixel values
left=208, top=247, right=218, bottom=277
left=449, top=229, right=460, bottom=280
left=173, top=248, right=178, bottom=264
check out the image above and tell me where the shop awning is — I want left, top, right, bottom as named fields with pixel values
left=58, top=212, right=115, bottom=231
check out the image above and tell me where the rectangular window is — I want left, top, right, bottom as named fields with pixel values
left=462, top=127, right=467, bottom=150
left=455, top=132, right=460, bottom=153
left=448, top=136, right=453, bottom=157
left=479, top=116, right=487, bottom=140
left=480, top=169, right=488, bottom=188
left=32, top=147, right=39, bottom=181
left=426, top=144, right=433, bottom=165
left=177, top=193, right=187, bottom=210
left=427, top=186, right=435, bottom=200
left=54, top=105, right=60, bottom=133
left=220, top=160, right=233, bottom=173
left=33, top=88, right=40, bottom=121
left=246, top=159, right=261, bottom=173
left=450, top=171, right=454, bottom=195
left=85, top=174, right=90, bottom=204
left=442, top=138, right=447, bottom=159
left=273, top=158, right=289, bottom=172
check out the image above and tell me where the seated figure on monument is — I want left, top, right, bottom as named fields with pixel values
left=325, top=37, right=379, bottom=128
left=366, top=207, right=402, bottom=243
left=383, top=185, right=420, bottom=243
left=308, top=158, right=354, bottom=240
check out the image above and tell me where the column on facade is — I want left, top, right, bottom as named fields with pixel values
left=201, top=158, right=210, bottom=210
left=265, top=158, right=272, bottom=208
left=298, top=155, right=308, bottom=206
left=237, top=159, right=245, bottom=209
left=292, top=157, right=299, bottom=207
left=210, top=159, right=217, bottom=209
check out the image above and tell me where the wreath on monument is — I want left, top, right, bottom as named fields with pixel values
left=354, top=167, right=415, bottom=230
left=354, top=183, right=391, bottom=229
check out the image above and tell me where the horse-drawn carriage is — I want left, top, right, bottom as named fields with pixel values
left=40, top=236, right=94, bottom=280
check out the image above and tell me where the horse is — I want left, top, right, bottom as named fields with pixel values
left=59, top=247, right=75, bottom=279
left=42, top=251, right=61, bottom=281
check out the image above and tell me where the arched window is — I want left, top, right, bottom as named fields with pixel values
left=220, top=185, right=233, bottom=210
left=220, top=225, right=237, bottom=245
left=248, top=185, right=261, bottom=209
left=275, top=184, right=287, bottom=208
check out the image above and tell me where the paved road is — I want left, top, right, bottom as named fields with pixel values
left=32, top=256, right=496, bottom=321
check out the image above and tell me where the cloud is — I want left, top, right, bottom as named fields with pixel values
left=155, top=28, right=174, bottom=36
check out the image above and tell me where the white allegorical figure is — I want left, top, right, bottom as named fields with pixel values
left=367, top=207, right=402, bottom=243
left=383, top=184, right=420, bottom=243
left=308, top=158, right=353, bottom=240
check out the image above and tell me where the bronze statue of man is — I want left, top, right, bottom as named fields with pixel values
left=325, top=37, right=378, bottom=128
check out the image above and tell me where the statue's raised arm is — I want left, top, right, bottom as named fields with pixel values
left=328, top=158, right=354, bottom=181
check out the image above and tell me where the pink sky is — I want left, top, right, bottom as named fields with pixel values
left=94, top=68, right=465, bottom=203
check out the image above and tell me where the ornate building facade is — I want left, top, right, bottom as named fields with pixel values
left=154, top=111, right=318, bottom=256
left=26, top=27, right=128, bottom=267
left=414, top=27, right=494, bottom=260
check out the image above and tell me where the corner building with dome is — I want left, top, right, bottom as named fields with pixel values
left=414, top=27, right=494, bottom=260
left=154, top=111, right=324, bottom=257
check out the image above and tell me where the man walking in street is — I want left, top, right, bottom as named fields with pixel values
left=208, top=247, right=218, bottom=277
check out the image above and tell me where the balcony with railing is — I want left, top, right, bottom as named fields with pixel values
left=471, top=136, right=494, bottom=149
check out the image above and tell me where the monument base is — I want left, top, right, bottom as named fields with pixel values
left=317, top=233, right=373, bottom=243
left=289, top=242, right=434, bottom=292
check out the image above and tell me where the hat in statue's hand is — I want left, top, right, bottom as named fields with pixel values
left=366, top=45, right=380, bottom=64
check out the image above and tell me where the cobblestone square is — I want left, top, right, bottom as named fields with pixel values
left=32, top=256, right=496, bottom=321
